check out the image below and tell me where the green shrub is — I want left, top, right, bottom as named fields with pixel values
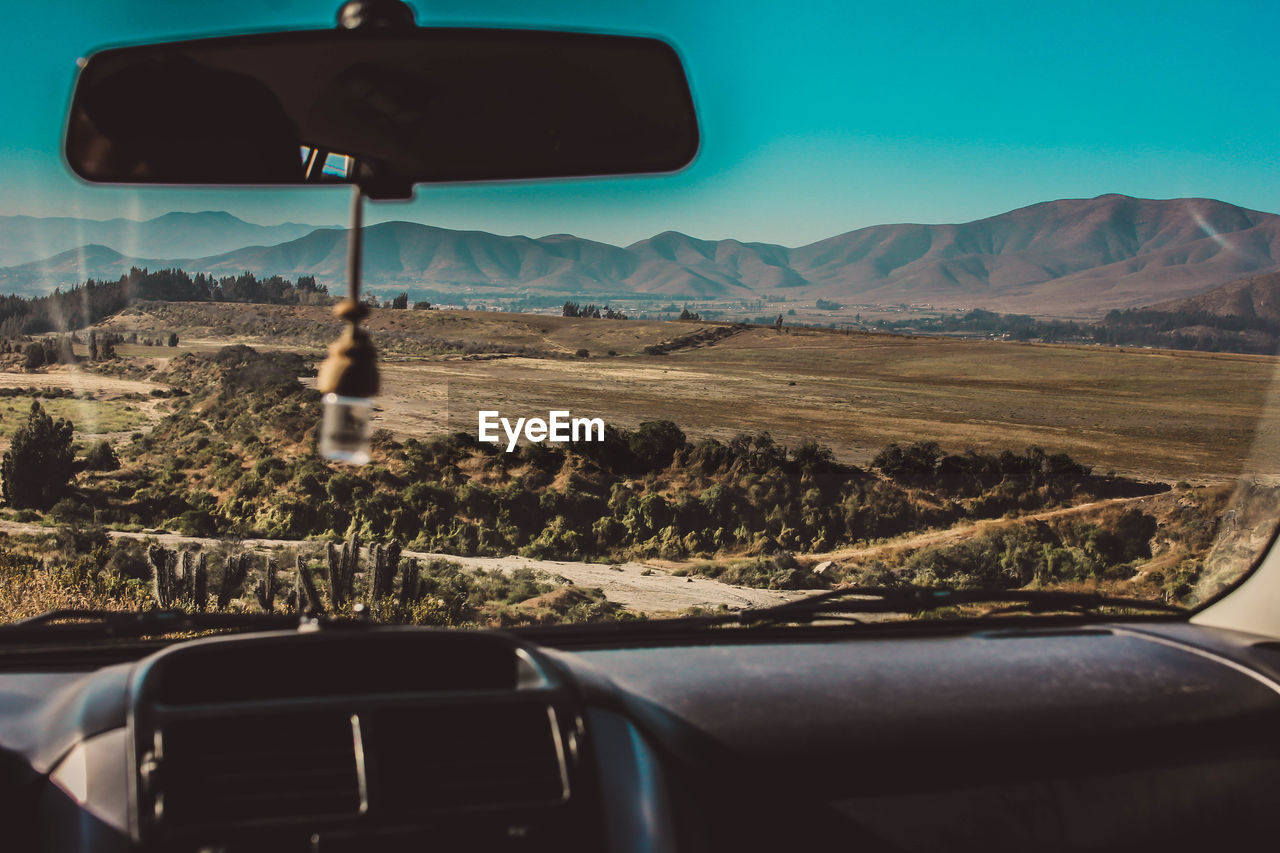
left=83, top=440, right=120, bottom=472
left=1, top=401, right=77, bottom=509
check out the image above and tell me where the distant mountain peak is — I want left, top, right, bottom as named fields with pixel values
left=0, top=212, right=339, bottom=269
left=69, top=243, right=126, bottom=260
left=155, top=210, right=240, bottom=220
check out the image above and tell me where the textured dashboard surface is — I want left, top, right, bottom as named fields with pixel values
left=556, top=627, right=1280, bottom=792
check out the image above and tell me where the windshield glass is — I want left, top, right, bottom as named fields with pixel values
left=3, top=1, right=1279, bottom=628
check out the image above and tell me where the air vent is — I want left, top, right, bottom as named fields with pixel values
left=369, top=702, right=568, bottom=816
left=149, top=711, right=364, bottom=827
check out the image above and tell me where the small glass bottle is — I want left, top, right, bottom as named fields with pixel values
left=319, top=392, right=373, bottom=465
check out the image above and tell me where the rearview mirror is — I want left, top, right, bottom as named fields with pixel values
left=65, top=27, right=699, bottom=199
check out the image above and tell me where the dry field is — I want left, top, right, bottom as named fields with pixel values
left=375, top=327, right=1279, bottom=484
left=92, top=303, right=1280, bottom=483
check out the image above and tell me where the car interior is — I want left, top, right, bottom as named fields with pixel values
left=2, top=1, right=1279, bottom=851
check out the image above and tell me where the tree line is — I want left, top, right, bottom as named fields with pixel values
left=4, top=329, right=179, bottom=368
left=562, top=301, right=628, bottom=319
left=0, top=267, right=329, bottom=336
left=873, top=309, right=1093, bottom=343
left=1094, top=308, right=1280, bottom=353
left=872, top=307, right=1280, bottom=354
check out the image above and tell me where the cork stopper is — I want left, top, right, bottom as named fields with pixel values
left=332, top=298, right=370, bottom=323
left=316, top=300, right=379, bottom=397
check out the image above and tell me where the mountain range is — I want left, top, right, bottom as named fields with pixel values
left=0, top=211, right=336, bottom=268
left=2, top=195, right=1278, bottom=317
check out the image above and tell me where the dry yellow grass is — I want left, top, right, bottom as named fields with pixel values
left=0, top=561, right=148, bottom=621
left=0, top=396, right=148, bottom=441
left=369, top=328, right=1280, bottom=483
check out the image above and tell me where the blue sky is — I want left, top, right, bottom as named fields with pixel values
left=2, top=0, right=1278, bottom=247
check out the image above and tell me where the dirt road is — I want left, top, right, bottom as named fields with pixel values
left=0, top=368, right=164, bottom=396
left=804, top=493, right=1168, bottom=565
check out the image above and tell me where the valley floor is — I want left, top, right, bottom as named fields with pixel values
left=3, top=305, right=1276, bottom=619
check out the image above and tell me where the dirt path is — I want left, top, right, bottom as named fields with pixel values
left=0, top=369, right=164, bottom=396
left=401, top=552, right=805, bottom=612
left=0, top=522, right=805, bottom=614
left=806, top=493, right=1166, bottom=565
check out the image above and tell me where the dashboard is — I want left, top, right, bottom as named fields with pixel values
left=1, top=619, right=1279, bottom=852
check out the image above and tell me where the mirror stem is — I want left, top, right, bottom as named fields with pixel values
left=346, top=183, right=364, bottom=305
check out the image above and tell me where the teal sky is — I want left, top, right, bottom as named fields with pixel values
left=3, top=0, right=1279, bottom=247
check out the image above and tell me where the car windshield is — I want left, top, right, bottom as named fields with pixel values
left=2, top=0, right=1278, bottom=629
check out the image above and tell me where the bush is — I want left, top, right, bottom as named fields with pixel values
left=102, top=539, right=151, bottom=581
left=873, top=441, right=941, bottom=483
left=628, top=421, right=686, bottom=471
left=170, top=509, right=220, bottom=537
left=83, top=440, right=120, bottom=472
left=1, top=401, right=77, bottom=509
left=706, top=555, right=827, bottom=590
left=48, top=497, right=93, bottom=526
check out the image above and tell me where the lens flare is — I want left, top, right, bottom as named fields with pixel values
left=1189, top=205, right=1233, bottom=253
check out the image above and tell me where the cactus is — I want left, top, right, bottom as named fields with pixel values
left=325, top=542, right=344, bottom=607
left=193, top=554, right=208, bottom=612
left=344, top=535, right=360, bottom=600
left=295, top=553, right=325, bottom=615
left=146, top=546, right=165, bottom=606
left=369, top=542, right=385, bottom=614
left=216, top=553, right=251, bottom=610
left=254, top=558, right=279, bottom=612
left=147, top=546, right=178, bottom=607
left=164, top=550, right=178, bottom=605
left=370, top=540, right=401, bottom=601
left=326, top=535, right=360, bottom=608
left=386, top=540, right=401, bottom=593
left=398, top=558, right=420, bottom=608
left=179, top=551, right=196, bottom=602
left=146, top=546, right=162, bottom=605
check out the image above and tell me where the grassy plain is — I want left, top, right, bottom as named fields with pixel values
left=92, top=302, right=1280, bottom=483
left=0, top=395, right=150, bottom=443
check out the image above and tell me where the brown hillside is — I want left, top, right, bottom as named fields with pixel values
left=1151, top=270, right=1280, bottom=321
